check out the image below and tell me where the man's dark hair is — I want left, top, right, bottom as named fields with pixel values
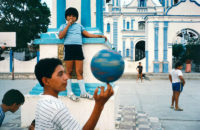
left=175, top=61, right=183, bottom=68
left=34, top=58, right=62, bottom=87
left=2, top=89, right=25, bottom=106
left=65, top=7, right=79, bottom=20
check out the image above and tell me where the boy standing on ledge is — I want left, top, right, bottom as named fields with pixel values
left=58, top=7, right=107, bottom=101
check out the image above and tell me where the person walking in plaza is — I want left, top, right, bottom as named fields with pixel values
left=0, top=89, right=25, bottom=127
left=169, top=62, right=185, bottom=111
left=34, top=58, right=113, bottom=129
left=58, top=7, right=107, bottom=101
left=136, top=62, right=143, bottom=82
left=0, top=46, right=6, bottom=61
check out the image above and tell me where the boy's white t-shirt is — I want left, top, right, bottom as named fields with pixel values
left=170, top=69, right=183, bottom=83
left=35, top=95, right=81, bottom=130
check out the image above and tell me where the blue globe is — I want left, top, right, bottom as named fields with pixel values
left=91, top=49, right=125, bottom=83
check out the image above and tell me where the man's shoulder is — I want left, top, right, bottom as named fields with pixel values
left=37, top=95, right=66, bottom=110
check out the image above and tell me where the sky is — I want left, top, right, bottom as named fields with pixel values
left=41, top=0, right=52, bottom=10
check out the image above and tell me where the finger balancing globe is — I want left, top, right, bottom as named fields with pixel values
left=91, top=49, right=125, bottom=82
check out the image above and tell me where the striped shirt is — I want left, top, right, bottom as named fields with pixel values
left=35, top=95, right=81, bottom=130
left=0, top=106, right=5, bottom=127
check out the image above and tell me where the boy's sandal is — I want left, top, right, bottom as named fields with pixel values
left=170, top=105, right=174, bottom=109
left=175, top=108, right=183, bottom=111
left=67, top=94, right=80, bottom=102
left=80, top=93, right=93, bottom=100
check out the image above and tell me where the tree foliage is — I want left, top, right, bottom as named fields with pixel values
left=172, top=44, right=185, bottom=61
left=0, top=0, right=50, bottom=49
left=173, top=38, right=200, bottom=64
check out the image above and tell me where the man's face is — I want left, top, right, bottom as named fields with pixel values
left=47, top=65, right=68, bottom=93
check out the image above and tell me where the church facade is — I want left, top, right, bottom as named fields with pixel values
left=103, top=0, right=200, bottom=73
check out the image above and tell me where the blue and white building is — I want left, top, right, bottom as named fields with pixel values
left=103, top=0, right=200, bottom=73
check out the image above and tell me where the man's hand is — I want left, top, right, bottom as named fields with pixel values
left=93, top=83, right=114, bottom=108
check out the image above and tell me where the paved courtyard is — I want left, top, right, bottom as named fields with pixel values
left=115, top=79, right=200, bottom=130
left=0, top=79, right=200, bottom=130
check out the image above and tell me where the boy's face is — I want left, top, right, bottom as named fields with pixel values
left=66, top=15, right=77, bottom=23
left=46, top=65, right=68, bottom=92
left=177, top=65, right=183, bottom=70
left=10, top=103, right=21, bottom=113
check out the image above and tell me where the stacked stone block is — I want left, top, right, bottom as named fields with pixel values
left=115, top=105, right=164, bottom=130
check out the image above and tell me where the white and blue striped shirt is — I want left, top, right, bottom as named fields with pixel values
left=35, top=95, right=81, bottom=130
left=0, top=106, right=5, bottom=127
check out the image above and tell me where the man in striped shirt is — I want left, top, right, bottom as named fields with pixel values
left=34, top=58, right=114, bottom=130
left=0, top=89, right=25, bottom=127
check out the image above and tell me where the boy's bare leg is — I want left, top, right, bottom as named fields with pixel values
left=171, top=91, right=175, bottom=108
left=140, top=73, right=143, bottom=82
left=75, top=60, right=83, bottom=80
left=175, top=91, right=180, bottom=109
left=65, top=60, right=74, bottom=79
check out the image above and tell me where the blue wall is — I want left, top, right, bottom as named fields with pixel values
left=81, top=0, right=91, bottom=27
left=163, top=21, right=169, bottom=73
left=113, top=19, right=118, bottom=50
left=123, top=40, right=125, bottom=57
left=96, top=0, right=104, bottom=32
left=57, top=0, right=66, bottom=28
left=131, top=41, right=134, bottom=60
left=154, top=22, right=159, bottom=73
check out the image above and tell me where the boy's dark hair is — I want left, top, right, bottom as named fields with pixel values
left=2, top=89, right=25, bottom=106
left=65, top=7, right=79, bottom=20
left=34, top=58, right=62, bottom=87
left=139, top=62, right=141, bottom=64
left=175, top=61, right=183, bottom=68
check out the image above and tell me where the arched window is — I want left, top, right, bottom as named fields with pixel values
left=126, top=49, right=130, bottom=57
left=135, top=41, right=145, bottom=61
left=138, top=0, right=146, bottom=7
left=174, top=0, right=179, bottom=4
left=127, top=22, right=130, bottom=30
left=138, top=21, right=145, bottom=30
left=107, top=23, right=110, bottom=32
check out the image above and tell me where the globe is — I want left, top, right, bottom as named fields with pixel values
left=91, top=49, right=125, bottom=83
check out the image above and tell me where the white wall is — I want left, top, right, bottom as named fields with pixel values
left=124, top=58, right=146, bottom=73
left=66, top=0, right=81, bottom=24
left=83, top=43, right=110, bottom=83
left=0, top=58, right=10, bottom=72
left=21, top=96, right=115, bottom=129
left=14, top=58, right=37, bottom=73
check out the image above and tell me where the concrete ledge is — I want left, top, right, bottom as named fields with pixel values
left=1, top=73, right=200, bottom=80
left=21, top=95, right=115, bottom=130
left=0, top=73, right=36, bottom=79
